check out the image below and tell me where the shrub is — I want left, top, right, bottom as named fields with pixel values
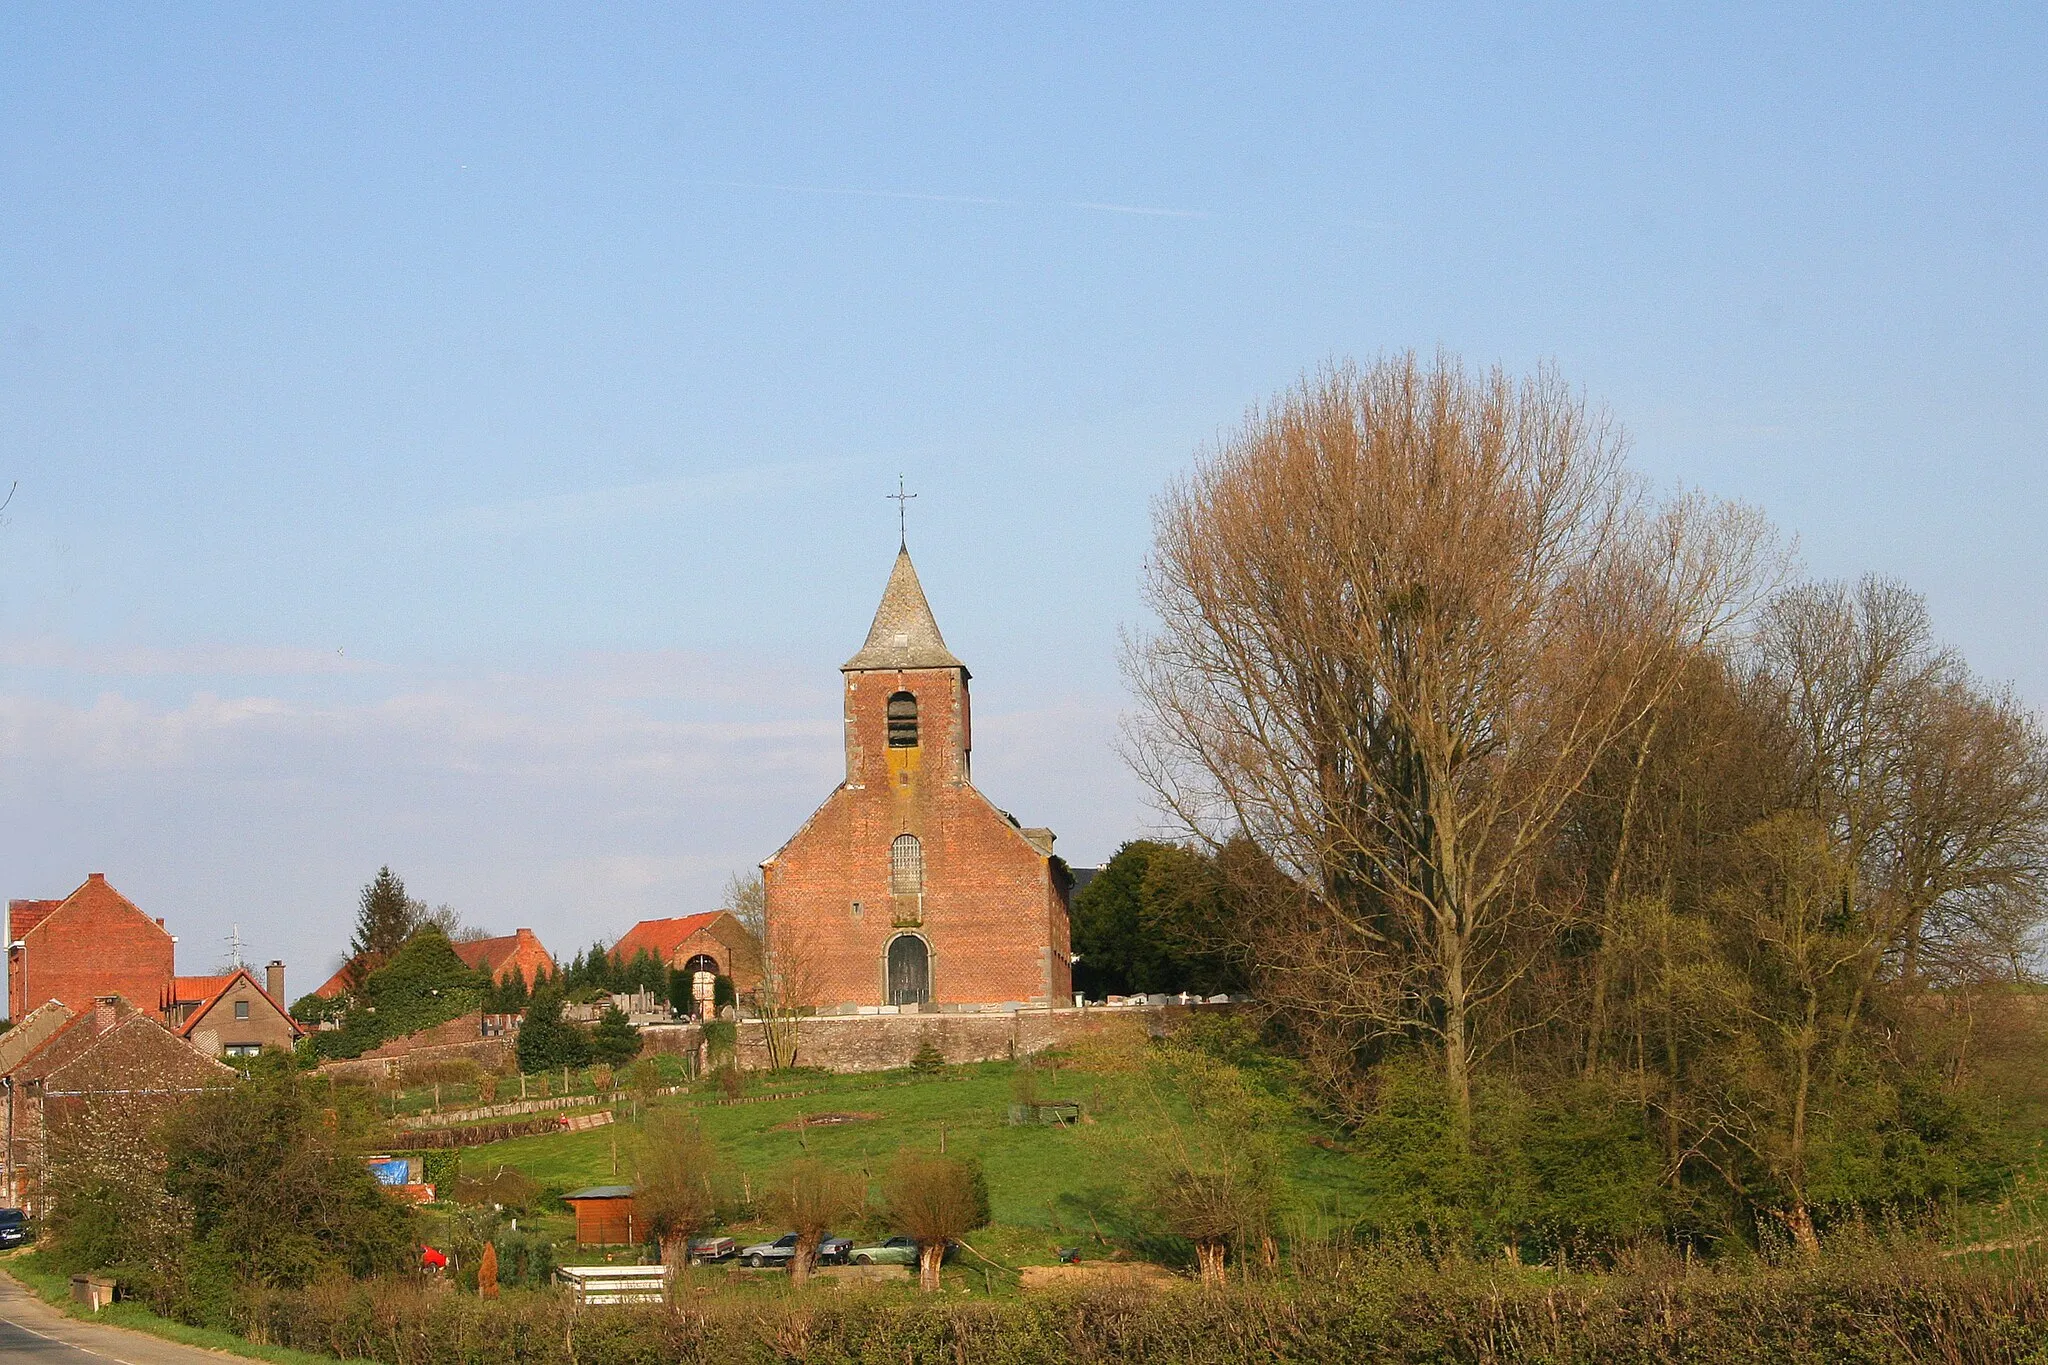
left=238, top=1249, right=2048, bottom=1364
left=702, top=1019, right=738, bottom=1067
left=309, top=930, right=488, bottom=1061
left=145, top=1068, right=414, bottom=1324
left=911, top=1035, right=946, bottom=1075
left=454, top=1165, right=541, bottom=1213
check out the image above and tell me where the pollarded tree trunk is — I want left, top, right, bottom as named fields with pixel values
left=918, top=1241, right=944, bottom=1292
left=1194, top=1238, right=1227, bottom=1290
left=1777, top=1200, right=1821, bottom=1258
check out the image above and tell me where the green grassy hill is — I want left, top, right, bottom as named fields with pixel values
left=446, top=1056, right=1368, bottom=1267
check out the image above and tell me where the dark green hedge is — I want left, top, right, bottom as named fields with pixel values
left=239, top=1254, right=2048, bottom=1365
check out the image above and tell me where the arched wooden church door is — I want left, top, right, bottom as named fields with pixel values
left=887, top=934, right=930, bottom=1007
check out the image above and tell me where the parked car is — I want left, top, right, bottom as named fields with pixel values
left=738, top=1232, right=852, bottom=1268
left=852, top=1236, right=957, bottom=1267
left=0, top=1209, right=25, bottom=1248
left=849, top=1235, right=918, bottom=1266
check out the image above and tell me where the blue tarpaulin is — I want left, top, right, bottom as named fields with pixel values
left=367, top=1158, right=410, bottom=1187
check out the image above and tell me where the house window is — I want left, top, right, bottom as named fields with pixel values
left=234, top=1000, right=250, bottom=1020
left=890, top=834, right=923, bottom=896
left=851, top=900, right=863, bottom=919
left=224, top=1044, right=261, bottom=1059
left=886, top=692, right=919, bottom=747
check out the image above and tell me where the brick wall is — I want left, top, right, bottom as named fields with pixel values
left=764, top=664, right=1072, bottom=1010
left=731, top=1004, right=1195, bottom=1074
left=8, top=875, right=175, bottom=1021
left=316, top=1033, right=516, bottom=1081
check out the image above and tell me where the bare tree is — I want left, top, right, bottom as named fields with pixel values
left=635, top=1110, right=717, bottom=1273
left=1758, top=577, right=2048, bottom=994
left=725, top=870, right=767, bottom=940
left=1127, top=354, right=1776, bottom=1132
left=766, top=1157, right=865, bottom=1286
left=754, top=919, right=824, bottom=1071
left=881, top=1152, right=989, bottom=1291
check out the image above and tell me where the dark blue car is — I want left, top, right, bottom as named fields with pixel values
left=0, top=1208, right=27, bottom=1248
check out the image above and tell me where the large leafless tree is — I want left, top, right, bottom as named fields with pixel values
left=1127, top=354, right=1776, bottom=1130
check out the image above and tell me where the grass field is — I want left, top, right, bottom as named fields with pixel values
left=420, top=1038, right=2048, bottom=1283
left=440, top=1054, right=1371, bottom=1273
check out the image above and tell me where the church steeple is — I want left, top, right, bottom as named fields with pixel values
left=842, top=547, right=966, bottom=673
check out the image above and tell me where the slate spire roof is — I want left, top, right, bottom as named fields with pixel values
left=841, top=547, right=965, bottom=672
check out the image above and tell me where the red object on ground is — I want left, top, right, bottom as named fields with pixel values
left=421, top=1247, right=448, bottom=1269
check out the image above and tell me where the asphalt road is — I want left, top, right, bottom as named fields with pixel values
left=0, top=1270, right=240, bottom=1363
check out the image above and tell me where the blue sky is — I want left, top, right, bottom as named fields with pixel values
left=3, top=4, right=2042, bottom=995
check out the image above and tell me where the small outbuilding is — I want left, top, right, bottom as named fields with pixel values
left=563, top=1185, right=638, bottom=1246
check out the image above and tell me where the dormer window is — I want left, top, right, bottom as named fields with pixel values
left=886, top=691, right=919, bottom=748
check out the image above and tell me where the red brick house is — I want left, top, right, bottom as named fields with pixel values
left=0, top=996, right=235, bottom=1214
left=7, top=874, right=176, bottom=1022
left=162, top=966, right=303, bottom=1058
left=452, top=928, right=558, bottom=989
left=610, top=912, right=763, bottom=1012
left=761, top=547, right=1074, bottom=1011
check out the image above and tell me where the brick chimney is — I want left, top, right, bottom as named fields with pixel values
left=92, top=995, right=119, bottom=1035
left=266, top=961, right=286, bottom=1003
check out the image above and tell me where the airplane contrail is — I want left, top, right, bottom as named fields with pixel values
left=696, top=178, right=1207, bottom=220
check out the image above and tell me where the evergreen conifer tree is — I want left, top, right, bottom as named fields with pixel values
left=516, top=986, right=591, bottom=1072
left=350, top=866, right=422, bottom=968
left=591, top=1004, right=642, bottom=1066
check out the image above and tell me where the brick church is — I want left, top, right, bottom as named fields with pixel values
left=762, top=547, right=1074, bottom=1011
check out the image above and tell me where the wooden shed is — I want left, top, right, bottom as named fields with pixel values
left=564, top=1185, right=638, bottom=1246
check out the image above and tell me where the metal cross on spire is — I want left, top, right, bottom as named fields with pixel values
left=888, top=474, right=917, bottom=548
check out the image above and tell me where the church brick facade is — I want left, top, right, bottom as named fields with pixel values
left=762, top=548, right=1073, bottom=1011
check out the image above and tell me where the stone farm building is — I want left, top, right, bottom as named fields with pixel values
left=762, top=546, right=1074, bottom=1012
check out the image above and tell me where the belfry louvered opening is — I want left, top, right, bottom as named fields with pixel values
left=890, top=834, right=923, bottom=896
left=886, top=691, right=919, bottom=747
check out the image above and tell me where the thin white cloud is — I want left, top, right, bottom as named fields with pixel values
left=0, top=637, right=384, bottom=677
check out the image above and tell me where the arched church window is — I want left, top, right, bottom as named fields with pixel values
left=890, top=834, right=923, bottom=896
left=886, top=691, right=919, bottom=747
